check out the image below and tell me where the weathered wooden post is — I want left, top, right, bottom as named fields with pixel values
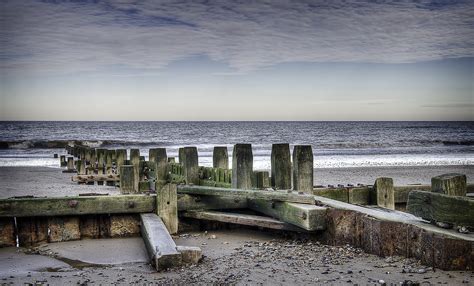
left=115, top=149, right=127, bottom=174
left=156, top=183, right=178, bottom=234
left=77, top=159, right=86, bottom=175
left=431, top=173, right=467, bottom=196
left=67, top=157, right=75, bottom=171
left=95, top=149, right=106, bottom=185
left=182, top=147, right=199, bottom=185
left=120, top=165, right=136, bottom=194
left=60, top=155, right=66, bottom=167
left=293, top=145, right=313, bottom=193
left=255, top=171, right=270, bottom=189
left=149, top=148, right=168, bottom=182
left=84, top=148, right=92, bottom=165
left=232, top=144, right=253, bottom=189
left=271, top=143, right=292, bottom=190
left=213, top=146, right=229, bottom=169
left=139, top=161, right=157, bottom=192
left=88, top=148, right=97, bottom=174
left=373, top=177, right=395, bottom=210
left=130, top=149, right=141, bottom=184
left=178, top=148, right=185, bottom=164
left=105, top=150, right=116, bottom=186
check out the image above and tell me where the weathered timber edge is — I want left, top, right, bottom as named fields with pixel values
left=406, top=190, right=474, bottom=228
left=177, top=185, right=315, bottom=204
left=0, top=195, right=155, bottom=217
left=315, top=195, right=474, bottom=270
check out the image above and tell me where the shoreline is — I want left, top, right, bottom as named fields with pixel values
left=1, top=165, right=472, bottom=198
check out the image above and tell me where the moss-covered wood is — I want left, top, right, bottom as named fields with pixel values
left=313, top=188, right=349, bottom=202
left=247, top=199, right=326, bottom=231
left=177, top=194, right=247, bottom=211
left=406, top=190, right=474, bottom=227
left=0, top=195, right=155, bottom=217
left=431, top=173, right=467, bottom=196
left=177, top=185, right=315, bottom=204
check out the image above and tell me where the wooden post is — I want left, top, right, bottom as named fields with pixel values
left=271, top=143, right=292, bottom=190
left=213, top=146, right=229, bottom=169
left=182, top=147, right=199, bottom=185
left=149, top=148, right=168, bottom=181
left=168, top=157, right=175, bottom=163
left=67, top=157, right=74, bottom=171
left=293, top=145, right=313, bottom=193
left=373, top=177, right=395, bottom=210
left=431, top=173, right=467, bottom=197
left=156, top=183, right=178, bottom=234
left=120, top=165, right=136, bottom=194
left=115, top=149, right=127, bottom=174
left=130, top=149, right=140, bottom=185
left=77, top=159, right=86, bottom=175
left=96, top=148, right=106, bottom=175
left=232, top=144, right=253, bottom=189
left=88, top=148, right=97, bottom=174
left=60, top=155, right=66, bottom=167
left=178, top=148, right=185, bottom=164
left=255, top=171, right=270, bottom=189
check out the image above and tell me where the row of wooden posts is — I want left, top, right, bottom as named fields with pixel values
left=63, top=143, right=315, bottom=193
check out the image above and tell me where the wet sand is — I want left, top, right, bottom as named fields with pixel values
left=0, top=229, right=473, bottom=285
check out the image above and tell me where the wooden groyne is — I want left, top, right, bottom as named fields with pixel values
left=0, top=143, right=472, bottom=271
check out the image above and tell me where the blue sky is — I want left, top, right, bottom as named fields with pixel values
left=0, top=0, right=473, bottom=120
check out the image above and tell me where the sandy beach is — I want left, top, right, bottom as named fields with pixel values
left=0, top=165, right=473, bottom=285
left=1, top=165, right=473, bottom=198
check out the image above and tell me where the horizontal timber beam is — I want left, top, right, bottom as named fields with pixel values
left=406, top=190, right=474, bottom=228
left=72, top=174, right=119, bottom=182
left=177, top=185, right=315, bottom=204
left=181, top=210, right=304, bottom=231
left=0, top=195, right=155, bottom=217
left=177, top=194, right=247, bottom=211
left=247, top=199, right=326, bottom=231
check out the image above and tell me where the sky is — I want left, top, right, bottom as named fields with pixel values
left=0, top=0, right=473, bottom=121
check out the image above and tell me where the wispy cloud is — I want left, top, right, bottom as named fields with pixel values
left=1, top=0, right=473, bottom=74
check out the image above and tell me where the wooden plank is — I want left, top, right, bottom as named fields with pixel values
left=72, top=174, right=119, bottom=182
left=181, top=210, right=305, bottom=231
left=394, top=185, right=431, bottom=203
left=156, top=184, right=178, bottom=234
left=177, top=185, right=315, bottom=204
left=406, top=190, right=474, bottom=227
left=177, top=194, right=248, bottom=211
left=0, top=195, right=155, bottom=217
left=247, top=199, right=326, bottom=231
left=140, top=213, right=181, bottom=271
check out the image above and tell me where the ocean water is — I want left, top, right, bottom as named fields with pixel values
left=0, top=121, right=473, bottom=169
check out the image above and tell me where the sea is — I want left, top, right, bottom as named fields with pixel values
left=0, top=121, right=473, bottom=170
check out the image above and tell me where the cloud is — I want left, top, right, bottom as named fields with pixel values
left=1, top=0, right=473, bottom=74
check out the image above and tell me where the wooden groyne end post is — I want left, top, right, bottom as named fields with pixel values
left=373, top=177, right=395, bottom=210
left=293, top=145, right=313, bottom=193
left=212, top=146, right=228, bottom=169
left=232, top=144, right=253, bottom=189
left=271, top=143, right=292, bottom=190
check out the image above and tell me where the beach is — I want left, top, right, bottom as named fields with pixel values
left=1, top=165, right=473, bottom=198
left=0, top=165, right=473, bottom=285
